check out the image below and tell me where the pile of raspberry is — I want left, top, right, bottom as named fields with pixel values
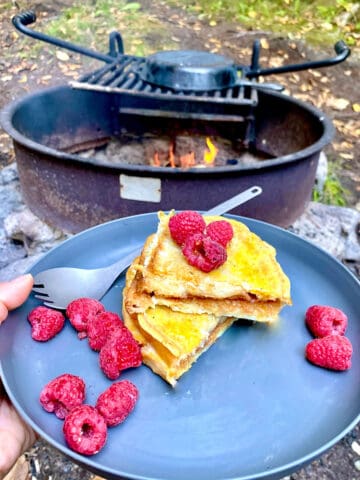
left=304, top=305, right=353, bottom=371
left=168, top=210, right=234, bottom=272
left=28, top=297, right=142, bottom=380
left=28, top=297, right=143, bottom=455
left=40, top=373, right=139, bottom=455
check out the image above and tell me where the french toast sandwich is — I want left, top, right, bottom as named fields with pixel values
left=123, top=211, right=291, bottom=386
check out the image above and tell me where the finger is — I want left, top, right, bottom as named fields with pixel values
left=0, top=302, right=8, bottom=324
left=0, top=274, right=34, bottom=312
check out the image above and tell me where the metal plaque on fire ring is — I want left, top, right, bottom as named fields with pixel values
left=119, top=174, right=161, bottom=203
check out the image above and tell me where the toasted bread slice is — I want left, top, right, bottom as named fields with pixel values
left=123, top=261, right=236, bottom=386
left=137, top=212, right=291, bottom=304
left=125, top=259, right=284, bottom=323
left=123, top=299, right=235, bottom=387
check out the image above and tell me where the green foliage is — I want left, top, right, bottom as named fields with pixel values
left=312, top=162, right=348, bottom=206
left=42, top=0, right=171, bottom=57
left=178, top=0, right=360, bottom=50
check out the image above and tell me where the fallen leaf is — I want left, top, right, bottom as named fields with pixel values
left=352, top=103, right=360, bottom=113
left=300, top=83, right=311, bottom=92
left=56, top=50, right=70, bottom=62
left=65, top=63, right=81, bottom=71
left=322, top=22, right=333, bottom=31
left=309, top=69, right=321, bottom=77
left=327, top=97, right=350, bottom=111
left=289, top=73, right=300, bottom=83
left=268, top=57, right=283, bottom=68
left=39, top=75, right=53, bottom=85
left=339, top=152, right=354, bottom=160
left=333, top=141, right=353, bottom=151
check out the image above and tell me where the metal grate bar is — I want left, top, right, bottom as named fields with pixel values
left=120, top=75, right=139, bottom=90
left=74, top=57, right=258, bottom=106
left=81, top=56, right=137, bottom=84
left=98, top=60, right=136, bottom=86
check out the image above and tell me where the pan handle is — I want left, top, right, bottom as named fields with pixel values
left=12, top=10, right=124, bottom=64
left=245, top=39, right=351, bottom=78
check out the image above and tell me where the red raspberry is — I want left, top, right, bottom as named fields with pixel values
left=182, top=233, right=227, bottom=273
left=96, top=380, right=139, bottom=427
left=28, top=306, right=65, bottom=342
left=66, top=298, right=105, bottom=338
left=305, top=335, right=353, bottom=371
left=63, top=404, right=107, bottom=455
left=305, top=305, right=348, bottom=337
left=39, top=373, right=86, bottom=419
left=206, top=220, right=234, bottom=247
left=169, top=211, right=206, bottom=246
left=87, top=311, right=125, bottom=351
left=99, top=328, right=142, bottom=380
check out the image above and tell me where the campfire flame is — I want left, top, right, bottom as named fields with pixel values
left=180, top=151, right=195, bottom=168
left=204, top=137, right=218, bottom=165
left=152, top=137, right=218, bottom=168
left=169, top=143, right=176, bottom=168
left=153, top=151, right=160, bottom=167
left=153, top=142, right=176, bottom=167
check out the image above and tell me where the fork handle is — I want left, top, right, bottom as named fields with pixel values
left=101, top=246, right=143, bottom=278
left=206, top=186, right=262, bottom=216
left=104, top=186, right=262, bottom=276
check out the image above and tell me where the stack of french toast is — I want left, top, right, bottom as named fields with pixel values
left=122, top=211, right=291, bottom=386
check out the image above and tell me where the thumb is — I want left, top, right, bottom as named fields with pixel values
left=0, top=274, right=34, bottom=313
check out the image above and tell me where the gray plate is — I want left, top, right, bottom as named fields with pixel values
left=1, top=213, right=360, bottom=480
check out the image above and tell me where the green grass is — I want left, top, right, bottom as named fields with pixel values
left=18, top=0, right=360, bottom=59
left=312, top=162, right=349, bottom=206
left=38, top=0, right=176, bottom=57
left=176, top=0, right=360, bottom=50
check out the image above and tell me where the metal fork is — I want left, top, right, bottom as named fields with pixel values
left=32, top=185, right=262, bottom=309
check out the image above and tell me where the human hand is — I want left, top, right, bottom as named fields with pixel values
left=0, top=274, right=38, bottom=479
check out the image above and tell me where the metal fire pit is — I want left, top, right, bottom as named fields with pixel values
left=0, top=11, right=350, bottom=233
left=1, top=85, right=333, bottom=233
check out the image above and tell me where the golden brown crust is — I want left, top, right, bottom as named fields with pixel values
left=123, top=300, right=235, bottom=387
left=138, top=212, right=292, bottom=304
left=122, top=211, right=292, bottom=387
left=125, top=259, right=284, bottom=323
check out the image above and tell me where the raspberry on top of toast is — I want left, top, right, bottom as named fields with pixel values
left=138, top=211, right=291, bottom=304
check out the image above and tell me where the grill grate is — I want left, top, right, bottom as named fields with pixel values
left=71, top=55, right=258, bottom=107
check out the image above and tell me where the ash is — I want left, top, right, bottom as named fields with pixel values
left=77, top=135, right=269, bottom=168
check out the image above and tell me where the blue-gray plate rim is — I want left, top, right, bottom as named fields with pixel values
left=0, top=212, right=359, bottom=480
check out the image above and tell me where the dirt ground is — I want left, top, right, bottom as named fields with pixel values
left=0, top=0, right=359, bottom=209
